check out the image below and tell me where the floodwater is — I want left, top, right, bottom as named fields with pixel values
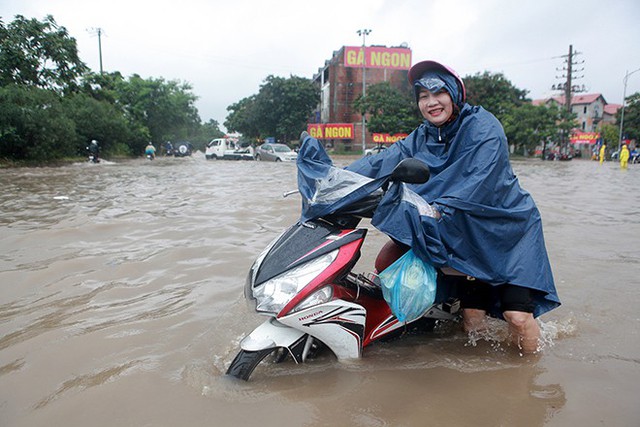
left=0, top=154, right=639, bottom=427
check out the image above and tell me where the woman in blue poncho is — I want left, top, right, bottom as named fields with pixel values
left=346, top=60, right=560, bottom=353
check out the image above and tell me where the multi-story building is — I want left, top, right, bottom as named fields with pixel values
left=533, top=93, right=621, bottom=132
left=310, top=45, right=412, bottom=151
left=533, top=94, right=622, bottom=157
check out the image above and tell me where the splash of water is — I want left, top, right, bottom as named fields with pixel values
left=463, top=315, right=577, bottom=355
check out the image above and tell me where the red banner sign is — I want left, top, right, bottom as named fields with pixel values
left=372, top=133, right=409, bottom=144
left=570, top=132, right=600, bottom=144
left=344, top=46, right=412, bottom=70
left=307, top=123, right=355, bottom=139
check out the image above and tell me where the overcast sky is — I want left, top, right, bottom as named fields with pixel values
left=2, top=0, right=639, bottom=131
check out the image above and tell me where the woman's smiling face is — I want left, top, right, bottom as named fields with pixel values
left=417, top=88, right=454, bottom=127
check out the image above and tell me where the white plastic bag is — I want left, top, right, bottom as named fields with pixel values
left=378, top=249, right=437, bottom=323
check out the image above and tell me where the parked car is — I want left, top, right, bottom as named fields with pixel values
left=205, top=138, right=254, bottom=160
left=255, top=143, right=297, bottom=162
left=364, top=144, right=387, bottom=156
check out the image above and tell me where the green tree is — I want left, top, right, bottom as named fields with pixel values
left=225, top=96, right=260, bottom=140
left=0, top=14, right=209, bottom=161
left=79, top=71, right=126, bottom=104
left=502, top=103, right=559, bottom=156
left=0, top=84, right=76, bottom=161
left=464, top=71, right=529, bottom=121
left=617, top=92, right=640, bottom=141
left=600, top=123, right=619, bottom=147
left=63, top=92, right=144, bottom=156
left=225, top=75, right=319, bottom=143
left=556, top=106, right=578, bottom=154
left=354, top=81, right=422, bottom=134
left=100, top=74, right=201, bottom=154
left=0, top=15, right=88, bottom=93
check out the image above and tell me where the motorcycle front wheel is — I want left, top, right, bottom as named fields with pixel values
left=226, top=348, right=278, bottom=381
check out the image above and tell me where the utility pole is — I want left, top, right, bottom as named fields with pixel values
left=564, top=45, right=573, bottom=114
left=552, top=45, right=585, bottom=154
left=356, top=29, right=371, bottom=153
left=87, top=27, right=104, bottom=74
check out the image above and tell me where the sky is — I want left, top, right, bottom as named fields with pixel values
left=2, top=0, right=640, bottom=131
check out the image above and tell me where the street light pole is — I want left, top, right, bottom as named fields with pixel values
left=356, top=29, right=371, bottom=153
left=618, top=67, right=640, bottom=153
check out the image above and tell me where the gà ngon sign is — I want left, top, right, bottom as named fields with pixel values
left=307, top=124, right=354, bottom=139
left=344, top=46, right=412, bottom=70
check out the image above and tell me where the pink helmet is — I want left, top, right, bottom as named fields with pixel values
left=408, top=60, right=466, bottom=103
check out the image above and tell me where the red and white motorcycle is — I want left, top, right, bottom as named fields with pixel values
left=226, top=158, right=460, bottom=381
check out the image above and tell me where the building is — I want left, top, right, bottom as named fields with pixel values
left=532, top=93, right=620, bottom=132
left=311, top=45, right=412, bottom=151
left=533, top=94, right=622, bottom=157
left=603, top=103, right=622, bottom=126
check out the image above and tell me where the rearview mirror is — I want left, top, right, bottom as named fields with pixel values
left=390, top=158, right=430, bottom=184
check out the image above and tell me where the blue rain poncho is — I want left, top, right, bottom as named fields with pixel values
left=297, top=103, right=560, bottom=318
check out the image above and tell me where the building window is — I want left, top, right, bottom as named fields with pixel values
left=583, top=106, right=587, bottom=114
left=582, top=121, right=586, bottom=130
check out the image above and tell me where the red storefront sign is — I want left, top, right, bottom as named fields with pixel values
left=570, top=132, right=600, bottom=144
left=372, top=133, right=409, bottom=144
left=344, top=46, right=412, bottom=70
left=307, top=123, right=355, bottom=139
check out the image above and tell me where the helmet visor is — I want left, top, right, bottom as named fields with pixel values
left=414, top=76, right=446, bottom=93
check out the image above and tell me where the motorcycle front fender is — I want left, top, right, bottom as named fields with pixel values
left=240, top=317, right=306, bottom=352
left=278, top=300, right=366, bottom=360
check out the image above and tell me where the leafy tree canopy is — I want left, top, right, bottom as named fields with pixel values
left=81, top=72, right=202, bottom=152
left=0, top=15, right=88, bottom=92
left=501, top=103, right=560, bottom=155
left=600, top=123, right=619, bottom=146
left=0, top=84, right=76, bottom=161
left=618, top=92, right=640, bottom=141
left=354, top=81, right=422, bottom=134
left=464, top=71, right=529, bottom=121
left=225, top=96, right=260, bottom=140
left=225, top=75, right=319, bottom=143
left=0, top=14, right=224, bottom=162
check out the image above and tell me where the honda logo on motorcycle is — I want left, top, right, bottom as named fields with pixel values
left=298, top=310, right=324, bottom=322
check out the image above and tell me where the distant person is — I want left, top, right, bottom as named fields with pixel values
left=164, top=141, right=174, bottom=156
left=599, top=143, right=606, bottom=165
left=87, top=139, right=100, bottom=163
left=145, top=142, right=156, bottom=159
left=619, top=143, right=629, bottom=169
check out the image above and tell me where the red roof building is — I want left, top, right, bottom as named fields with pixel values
left=532, top=93, right=620, bottom=132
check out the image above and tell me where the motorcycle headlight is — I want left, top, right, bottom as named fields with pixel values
left=244, top=230, right=286, bottom=301
left=253, top=250, right=338, bottom=314
left=292, top=286, right=333, bottom=313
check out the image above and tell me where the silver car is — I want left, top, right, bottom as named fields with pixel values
left=255, top=143, right=297, bottom=162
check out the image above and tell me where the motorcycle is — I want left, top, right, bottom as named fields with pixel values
left=87, top=153, right=100, bottom=163
left=87, top=141, right=100, bottom=163
left=226, top=157, right=460, bottom=381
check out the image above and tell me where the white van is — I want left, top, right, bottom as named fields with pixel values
left=205, top=138, right=254, bottom=160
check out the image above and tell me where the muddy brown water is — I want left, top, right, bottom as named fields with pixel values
left=1, top=154, right=639, bottom=426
